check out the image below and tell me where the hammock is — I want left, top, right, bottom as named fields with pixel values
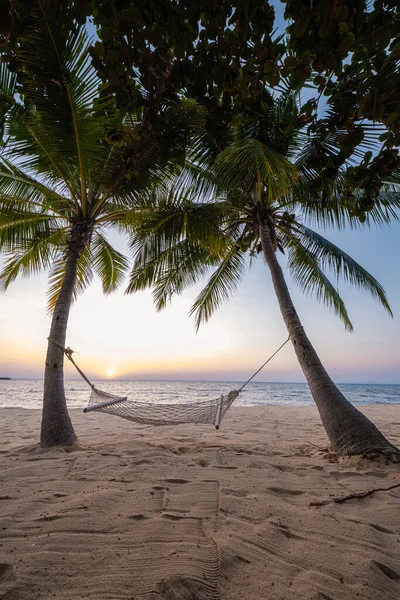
left=49, top=337, right=290, bottom=429
left=83, top=386, right=240, bottom=428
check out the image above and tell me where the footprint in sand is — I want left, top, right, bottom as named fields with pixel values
left=370, top=523, right=396, bottom=534
left=157, top=574, right=218, bottom=600
left=267, top=486, right=305, bottom=496
left=0, top=564, right=13, bottom=584
left=0, top=563, right=16, bottom=595
left=372, top=560, right=400, bottom=580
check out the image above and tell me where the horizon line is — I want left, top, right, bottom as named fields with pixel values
left=2, top=378, right=399, bottom=386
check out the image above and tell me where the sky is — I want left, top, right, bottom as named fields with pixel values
left=0, top=2, right=399, bottom=383
left=0, top=219, right=399, bottom=383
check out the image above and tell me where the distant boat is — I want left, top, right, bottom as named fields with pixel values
left=0, top=377, right=11, bottom=380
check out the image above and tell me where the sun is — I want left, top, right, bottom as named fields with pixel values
left=105, top=368, right=116, bottom=378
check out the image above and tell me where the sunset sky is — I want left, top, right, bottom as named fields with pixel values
left=1, top=219, right=399, bottom=383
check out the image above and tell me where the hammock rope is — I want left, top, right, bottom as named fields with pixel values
left=48, top=336, right=290, bottom=429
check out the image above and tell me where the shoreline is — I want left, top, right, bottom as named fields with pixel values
left=1, top=405, right=399, bottom=599
left=2, top=400, right=400, bottom=411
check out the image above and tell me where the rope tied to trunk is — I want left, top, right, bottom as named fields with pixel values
left=47, top=337, right=95, bottom=389
left=47, top=335, right=291, bottom=429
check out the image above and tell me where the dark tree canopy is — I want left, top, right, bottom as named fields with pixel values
left=87, top=0, right=284, bottom=148
left=283, top=0, right=400, bottom=216
left=0, top=0, right=399, bottom=221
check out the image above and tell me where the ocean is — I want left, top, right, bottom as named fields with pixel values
left=0, top=379, right=399, bottom=410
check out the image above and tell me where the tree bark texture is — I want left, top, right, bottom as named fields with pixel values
left=259, top=221, right=399, bottom=458
left=40, top=246, right=80, bottom=447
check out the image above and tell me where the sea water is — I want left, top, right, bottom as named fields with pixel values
left=0, top=379, right=399, bottom=410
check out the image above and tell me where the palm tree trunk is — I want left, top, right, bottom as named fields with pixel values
left=40, top=246, right=79, bottom=447
left=259, top=222, right=399, bottom=458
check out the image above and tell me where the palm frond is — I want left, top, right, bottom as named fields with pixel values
left=155, top=98, right=207, bottom=147
left=47, top=247, right=93, bottom=312
left=189, top=247, right=247, bottom=331
left=294, top=110, right=386, bottom=172
left=174, top=158, right=219, bottom=205
left=92, top=233, right=129, bottom=293
left=284, top=237, right=354, bottom=331
left=0, top=62, right=17, bottom=141
left=126, top=237, right=219, bottom=308
left=128, top=187, right=229, bottom=257
left=365, top=188, right=400, bottom=225
left=6, top=106, right=79, bottom=197
left=215, top=139, right=299, bottom=202
left=294, top=182, right=400, bottom=230
left=0, top=228, right=66, bottom=291
left=91, top=99, right=209, bottom=217
left=297, top=226, right=393, bottom=316
left=0, top=156, right=74, bottom=216
left=6, top=9, right=113, bottom=204
left=0, top=203, right=60, bottom=250
left=153, top=243, right=219, bottom=312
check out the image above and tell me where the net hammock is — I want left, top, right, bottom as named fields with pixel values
left=84, top=386, right=240, bottom=428
left=49, top=337, right=290, bottom=429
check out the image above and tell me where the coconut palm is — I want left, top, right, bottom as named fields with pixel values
left=127, top=89, right=400, bottom=458
left=0, top=16, right=204, bottom=446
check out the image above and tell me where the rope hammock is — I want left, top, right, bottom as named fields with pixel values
left=49, top=337, right=290, bottom=429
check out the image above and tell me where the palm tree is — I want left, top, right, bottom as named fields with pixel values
left=0, top=15, right=204, bottom=446
left=127, top=89, right=400, bottom=458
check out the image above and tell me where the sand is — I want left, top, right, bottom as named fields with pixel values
left=0, top=405, right=399, bottom=600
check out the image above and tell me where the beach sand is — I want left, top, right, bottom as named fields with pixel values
left=0, top=405, right=399, bottom=600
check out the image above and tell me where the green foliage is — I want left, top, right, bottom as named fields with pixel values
left=129, top=87, right=397, bottom=331
left=92, top=234, right=129, bottom=293
left=215, top=139, right=299, bottom=202
left=189, top=246, right=246, bottom=331
left=0, top=7, right=206, bottom=309
left=0, top=0, right=399, bottom=326
left=284, top=236, right=354, bottom=331
left=125, top=187, right=228, bottom=310
left=294, top=225, right=393, bottom=318
left=87, top=0, right=282, bottom=143
left=1, top=1, right=400, bottom=217
left=283, top=0, right=400, bottom=202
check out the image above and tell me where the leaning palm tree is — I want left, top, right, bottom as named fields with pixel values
left=0, top=17, right=204, bottom=446
left=127, top=89, right=400, bottom=458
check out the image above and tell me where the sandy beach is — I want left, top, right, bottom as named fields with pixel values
left=0, top=405, right=399, bottom=600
